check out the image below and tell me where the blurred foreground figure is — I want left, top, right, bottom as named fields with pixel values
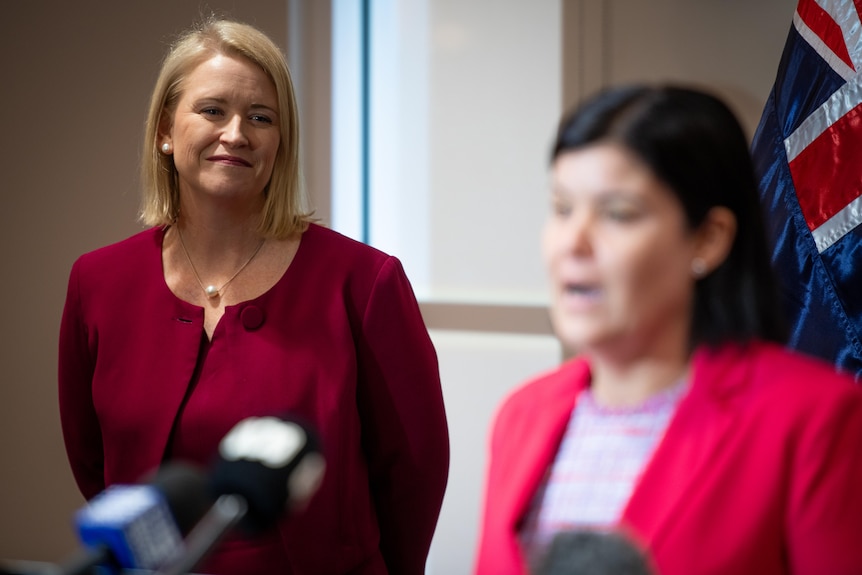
left=474, top=84, right=862, bottom=575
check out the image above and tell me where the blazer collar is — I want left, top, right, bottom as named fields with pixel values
left=620, top=343, right=755, bottom=548
left=506, top=359, right=591, bottom=532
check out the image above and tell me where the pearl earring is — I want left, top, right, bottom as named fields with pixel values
left=161, top=143, right=171, bottom=154
left=691, top=257, right=707, bottom=278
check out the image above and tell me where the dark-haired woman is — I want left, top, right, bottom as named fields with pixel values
left=474, top=85, right=862, bottom=575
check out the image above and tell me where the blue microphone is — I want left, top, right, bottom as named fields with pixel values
left=54, top=415, right=324, bottom=575
left=74, top=484, right=182, bottom=571
left=61, top=462, right=211, bottom=575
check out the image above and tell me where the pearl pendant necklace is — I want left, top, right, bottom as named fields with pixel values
left=176, top=225, right=266, bottom=299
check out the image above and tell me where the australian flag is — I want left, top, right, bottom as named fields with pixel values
left=752, top=0, right=862, bottom=379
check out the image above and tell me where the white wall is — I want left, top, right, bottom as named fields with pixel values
left=364, top=0, right=561, bottom=305
left=428, top=330, right=561, bottom=573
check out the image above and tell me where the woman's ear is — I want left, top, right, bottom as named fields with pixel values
left=692, top=206, right=736, bottom=277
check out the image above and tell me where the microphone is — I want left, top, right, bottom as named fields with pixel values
left=533, top=529, right=655, bottom=575
left=153, top=414, right=326, bottom=575
left=59, top=462, right=211, bottom=575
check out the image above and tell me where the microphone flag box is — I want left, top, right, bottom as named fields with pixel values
left=75, top=484, right=184, bottom=570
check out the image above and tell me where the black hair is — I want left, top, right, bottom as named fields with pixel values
left=552, top=85, right=786, bottom=347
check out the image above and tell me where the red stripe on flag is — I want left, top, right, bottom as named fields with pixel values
left=789, top=103, right=862, bottom=230
left=797, top=0, right=855, bottom=71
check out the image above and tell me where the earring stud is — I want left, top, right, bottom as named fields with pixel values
left=691, top=257, right=707, bottom=278
left=161, top=143, right=171, bottom=153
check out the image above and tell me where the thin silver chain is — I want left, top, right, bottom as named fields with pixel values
left=176, top=225, right=266, bottom=299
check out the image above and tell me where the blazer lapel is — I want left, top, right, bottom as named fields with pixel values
left=620, top=344, right=750, bottom=549
left=504, top=360, right=591, bottom=532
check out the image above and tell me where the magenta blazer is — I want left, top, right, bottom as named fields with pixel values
left=59, top=224, right=449, bottom=574
left=475, top=341, right=862, bottom=575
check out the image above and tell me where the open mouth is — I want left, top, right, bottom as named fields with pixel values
left=564, top=282, right=600, bottom=296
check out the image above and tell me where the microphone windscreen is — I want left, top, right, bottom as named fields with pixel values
left=535, top=529, right=654, bottom=575
left=209, top=415, right=325, bottom=533
left=147, top=462, right=213, bottom=536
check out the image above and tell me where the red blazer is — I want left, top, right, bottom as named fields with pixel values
left=59, top=224, right=449, bottom=574
left=475, top=342, right=862, bottom=575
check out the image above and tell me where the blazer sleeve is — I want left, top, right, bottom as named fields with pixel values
left=786, top=380, right=862, bottom=575
left=58, top=259, right=105, bottom=500
left=354, top=256, right=450, bottom=575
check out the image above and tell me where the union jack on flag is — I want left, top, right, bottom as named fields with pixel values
left=752, top=0, right=862, bottom=379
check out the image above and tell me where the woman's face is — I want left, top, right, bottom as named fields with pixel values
left=543, top=143, right=700, bottom=360
left=162, top=53, right=281, bottom=206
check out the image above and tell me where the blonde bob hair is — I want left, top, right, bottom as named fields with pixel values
left=140, top=18, right=311, bottom=238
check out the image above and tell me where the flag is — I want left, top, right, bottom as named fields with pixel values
left=752, top=0, right=862, bottom=379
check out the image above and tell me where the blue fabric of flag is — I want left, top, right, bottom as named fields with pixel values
left=752, top=19, right=862, bottom=379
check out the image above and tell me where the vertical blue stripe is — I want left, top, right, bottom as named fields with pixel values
left=361, top=0, right=371, bottom=245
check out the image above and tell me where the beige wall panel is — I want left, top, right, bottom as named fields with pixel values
left=564, top=0, right=798, bottom=137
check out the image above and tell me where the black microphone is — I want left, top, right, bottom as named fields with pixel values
left=153, top=414, right=326, bottom=575
left=57, top=462, right=211, bottom=575
left=533, top=529, right=655, bottom=575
